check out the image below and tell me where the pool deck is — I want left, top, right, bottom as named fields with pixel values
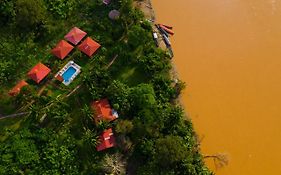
left=55, top=61, right=81, bottom=86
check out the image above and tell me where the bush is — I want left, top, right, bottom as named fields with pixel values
left=15, top=0, right=47, bottom=32
left=44, top=0, right=77, bottom=19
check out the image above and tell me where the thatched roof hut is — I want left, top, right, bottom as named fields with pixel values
left=108, top=10, right=120, bottom=20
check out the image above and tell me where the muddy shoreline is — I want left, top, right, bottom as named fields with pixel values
left=135, top=0, right=186, bottom=112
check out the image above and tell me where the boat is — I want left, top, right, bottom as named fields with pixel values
left=162, top=34, right=171, bottom=47
left=162, top=24, right=173, bottom=29
left=159, top=24, right=175, bottom=35
left=155, top=24, right=169, bottom=37
left=152, top=32, right=159, bottom=47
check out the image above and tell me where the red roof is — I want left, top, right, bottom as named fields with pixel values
left=51, top=40, right=74, bottom=59
left=91, top=99, right=118, bottom=123
left=27, top=63, right=51, bottom=84
left=96, top=128, right=116, bottom=151
left=8, top=80, right=28, bottom=96
left=56, top=74, right=64, bottom=82
left=78, top=37, right=101, bottom=57
left=64, top=27, right=87, bottom=45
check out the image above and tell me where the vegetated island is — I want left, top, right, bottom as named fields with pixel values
left=0, top=0, right=211, bottom=174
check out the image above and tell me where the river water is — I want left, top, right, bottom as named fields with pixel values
left=152, top=0, right=281, bottom=174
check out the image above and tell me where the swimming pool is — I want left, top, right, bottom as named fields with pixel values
left=62, top=66, right=76, bottom=82
left=55, top=61, right=81, bottom=86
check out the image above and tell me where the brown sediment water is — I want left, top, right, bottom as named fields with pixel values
left=152, top=0, right=281, bottom=174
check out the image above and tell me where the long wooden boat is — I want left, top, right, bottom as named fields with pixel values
left=155, top=24, right=169, bottom=37
left=159, top=24, right=175, bottom=35
left=163, top=34, right=171, bottom=47
left=162, top=24, right=173, bottom=29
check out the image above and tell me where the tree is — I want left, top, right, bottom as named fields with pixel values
left=101, top=153, right=126, bottom=175
left=138, top=51, right=171, bottom=78
left=154, top=135, right=189, bottom=168
left=127, top=25, right=148, bottom=49
left=36, top=127, right=79, bottom=174
left=162, top=105, right=184, bottom=134
left=96, top=120, right=111, bottom=132
left=204, top=153, right=228, bottom=170
left=81, top=128, right=99, bottom=150
left=83, top=65, right=111, bottom=100
left=129, top=84, right=156, bottom=111
left=44, top=0, right=76, bottom=19
left=0, top=0, right=15, bottom=25
left=174, top=79, right=186, bottom=97
left=0, top=129, right=39, bottom=174
left=151, top=75, right=177, bottom=102
left=0, top=61, right=14, bottom=85
left=106, top=80, right=131, bottom=115
left=115, top=120, right=133, bottom=135
left=15, top=0, right=47, bottom=32
left=81, top=104, right=94, bottom=127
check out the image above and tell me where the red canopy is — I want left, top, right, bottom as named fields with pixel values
left=96, top=128, right=116, bottom=151
left=78, top=37, right=101, bottom=57
left=27, top=63, right=51, bottom=84
left=8, top=80, right=28, bottom=96
left=64, top=27, right=87, bottom=45
left=51, top=40, right=74, bottom=60
left=91, top=99, right=118, bottom=124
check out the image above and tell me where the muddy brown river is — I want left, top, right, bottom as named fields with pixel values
left=152, top=0, right=281, bottom=174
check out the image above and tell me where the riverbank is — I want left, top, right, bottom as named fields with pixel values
left=135, top=0, right=208, bottom=164
left=134, top=0, right=182, bottom=94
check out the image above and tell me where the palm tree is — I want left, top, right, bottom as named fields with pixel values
left=101, top=153, right=126, bottom=175
left=82, top=128, right=99, bottom=149
left=81, top=104, right=94, bottom=126
left=28, top=103, right=44, bottom=121
left=96, top=120, right=111, bottom=132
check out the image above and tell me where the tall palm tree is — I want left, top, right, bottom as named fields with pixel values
left=102, top=153, right=126, bottom=175
left=81, top=104, right=94, bottom=127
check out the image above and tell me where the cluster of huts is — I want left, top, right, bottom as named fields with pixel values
left=8, top=1, right=125, bottom=152
left=92, top=99, right=119, bottom=151
left=8, top=27, right=100, bottom=96
left=8, top=26, right=118, bottom=152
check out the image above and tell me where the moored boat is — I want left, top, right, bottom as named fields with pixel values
left=159, top=24, right=175, bottom=35
left=155, top=24, right=169, bottom=37
left=163, top=34, right=171, bottom=47
left=162, top=24, right=173, bottom=30
left=152, top=32, right=159, bottom=47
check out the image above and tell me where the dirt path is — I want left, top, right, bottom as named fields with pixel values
left=106, top=54, right=119, bottom=69
left=0, top=112, right=29, bottom=120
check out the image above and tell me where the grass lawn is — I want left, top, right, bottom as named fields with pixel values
left=115, top=64, right=149, bottom=86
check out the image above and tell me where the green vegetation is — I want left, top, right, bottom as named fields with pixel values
left=0, top=0, right=211, bottom=174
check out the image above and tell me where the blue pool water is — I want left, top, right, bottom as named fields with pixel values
left=62, top=66, right=76, bottom=82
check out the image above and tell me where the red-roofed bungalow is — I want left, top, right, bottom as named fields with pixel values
left=91, top=99, right=118, bottom=124
left=64, top=27, right=87, bottom=45
left=27, top=63, right=51, bottom=84
left=51, top=40, right=74, bottom=60
left=78, top=37, right=101, bottom=57
left=8, top=80, right=28, bottom=96
left=96, top=128, right=116, bottom=151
